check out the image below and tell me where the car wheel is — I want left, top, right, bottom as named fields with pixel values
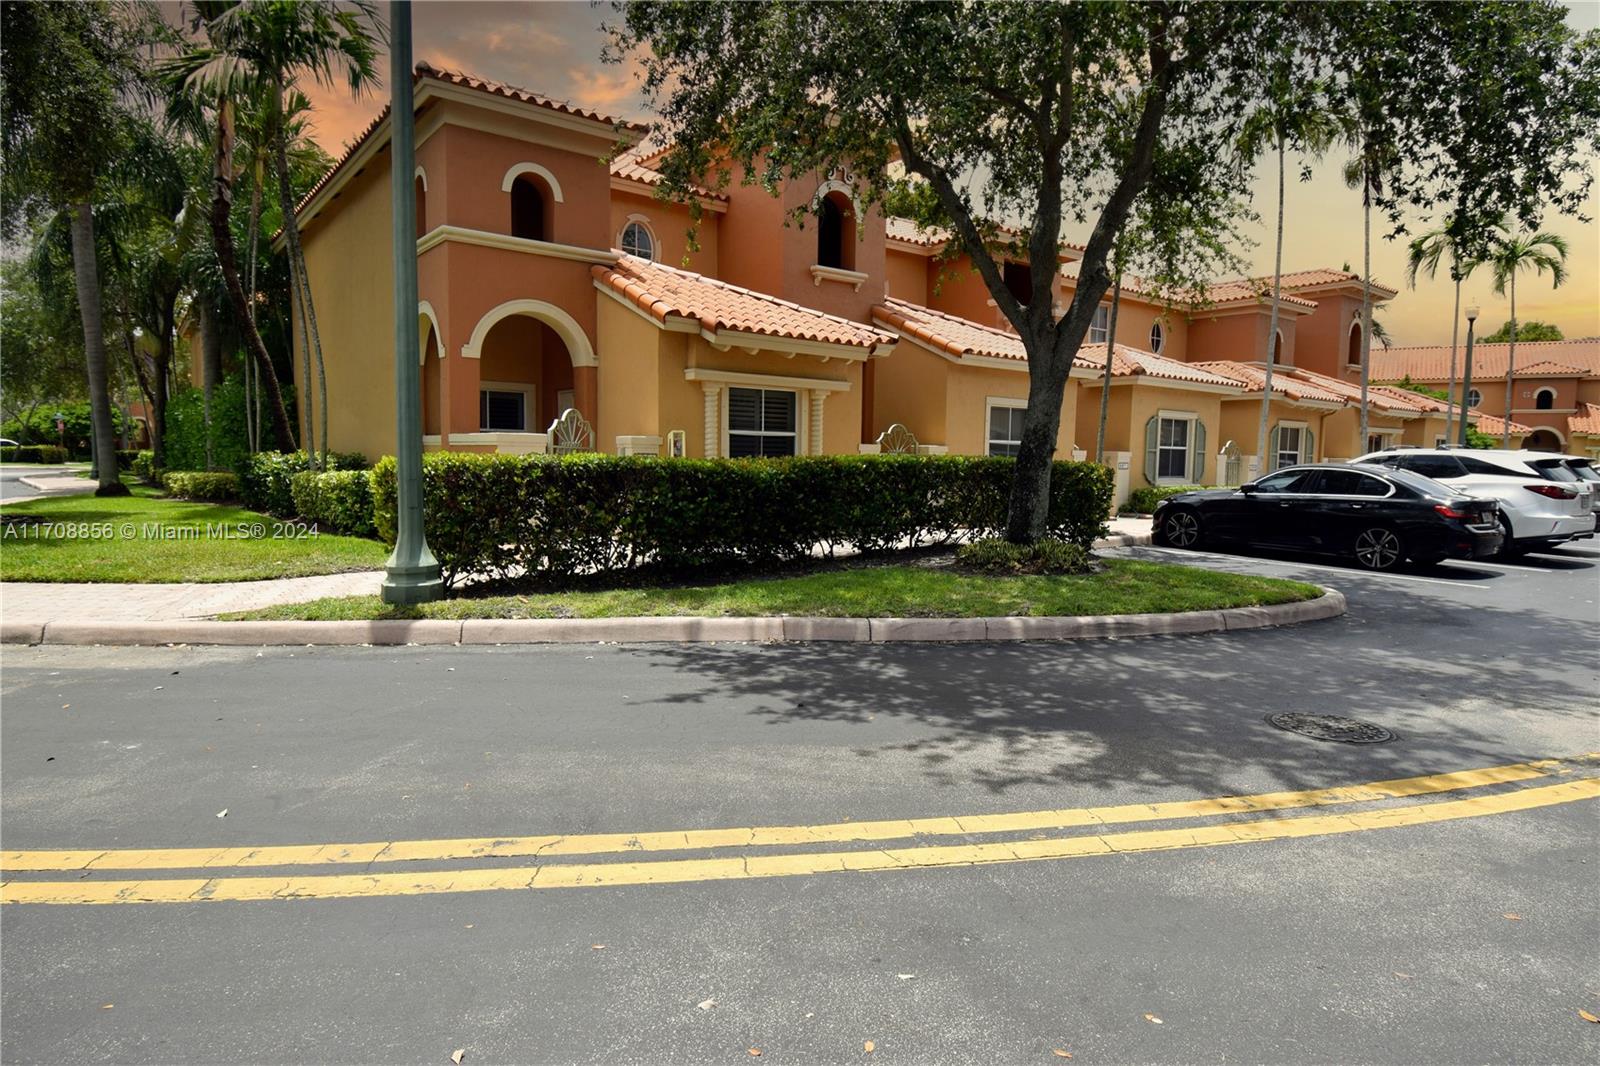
left=1161, top=507, right=1203, bottom=550
left=1496, top=515, right=1526, bottom=558
left=1353, top=526, right=1404, bottom=571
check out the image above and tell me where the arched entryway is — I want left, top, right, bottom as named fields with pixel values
left=419, top=306, right=443, bottom=437
left=1524, top=428, right=1564, bottom=452
left=460, top=299, right=596, bottom=437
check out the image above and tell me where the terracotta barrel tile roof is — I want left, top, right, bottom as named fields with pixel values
left=1270, top=367, right=1423, bottom=414
left=609, top=142, right=728, bottom=202
left=1371, top=338, right=1600, bottom=382
left=1569, top=402, right=1600, bottom=437
left=1190, top=361, right=1348, bottom=405
left=1510, top=359, right=1589, bottom=376
left=873, top=298, right=1028, bottom=361
left=1199, top=277, right=1319, bottom=311
left=1071, top=345, right=1242, bottom=388
left=1468, top=411, right=1536, bottom=436
left=596, top=256, right=895, bottom=351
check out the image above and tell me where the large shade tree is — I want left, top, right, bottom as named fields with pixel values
left=613, top=0, right=1600, bottom=543
left=0, top=0, right=164, bottom=494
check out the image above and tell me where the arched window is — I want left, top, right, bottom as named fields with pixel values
left=1149, top=321, right=1164, bottom=353
left=1003, top=260, right=1033, bottom=306
left=1466, top=388, right=1482, bottom=409
left=1347, top=321, right=1362, bottom=366
left=816, top=190, right=854, bottom=270
left=510, top=175, right=546, bottom=241
left=414, top=175, right=427, bottom=236
left=1534, top=388, right=1555, bottom=410
left=1272, top=329, right=1285, bottom=364
left=620, top=219, right=655, bottom=260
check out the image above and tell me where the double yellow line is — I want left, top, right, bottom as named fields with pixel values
left=4, top=758, right=1596, bottom=905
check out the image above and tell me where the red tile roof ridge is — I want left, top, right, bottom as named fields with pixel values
left=1567, top=402, right=1600, bottom=436
left=596, top=255, right=895, bottom=349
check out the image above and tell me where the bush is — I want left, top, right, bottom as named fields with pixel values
left=161, top=470, right=240, bottom=502
left=290, top=469, right=376, bottom=538
left=1125, top=484, right=1211, bottom=514
left=162, top=372, right=294, bottom=473
left=237, top=450, right=367, bottom=516
left=115, top=449, right=139, bottom=471
left=371, top=453, right=1114, bottom=587
left=955, top=537, right=1094, bottom=575
left=131, top=450, right=160, bottom=484
left=0, top=444, right=69, bottom=463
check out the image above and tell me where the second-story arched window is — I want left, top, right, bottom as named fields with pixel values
left=1347, top=321, right=1362, bottom=366
left=816, top=190, right=854, bottom=270
left=1535, top=387, right=1555, bottom=410
left=1150, top=321, right=1165, bottom=354
left=620, top=219, right=656, bottom=260
left=510, top=175, right=546, bottom=241
left=1272, top=329, right=1284, bottom=364
left=414, top=175, right=427, bottom=236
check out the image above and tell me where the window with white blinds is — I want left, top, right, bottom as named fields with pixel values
left=727, top=387, right=798, bottom=457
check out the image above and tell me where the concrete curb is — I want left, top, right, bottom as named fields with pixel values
left=2, top=589, right=1344, bottom=647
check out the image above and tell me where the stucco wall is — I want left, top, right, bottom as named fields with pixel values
left=884, top=248, right=930, bottom=306
left=943, top=365, right=1077, bottom=457
left=610, top=188, right=719, bottom=275
left=871, top=341, right=949, bottom=445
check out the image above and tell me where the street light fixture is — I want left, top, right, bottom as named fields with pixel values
left=380, top=0, right=443, bottom=605
left=1457, top=303, right=1479, bottom=447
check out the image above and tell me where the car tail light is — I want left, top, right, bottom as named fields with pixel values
left=1434, top=503, right=1469, bottom=519
left=1524, top=484, right=1578, bottom=500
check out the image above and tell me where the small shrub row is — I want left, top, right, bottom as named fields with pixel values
left=954, top=537, right=1093, bottom=575
left=161, top=470, right=240, bottom=502
left=372, top=453, right=1113, bottom=586
left=290, top=469, right=376, bottom=538
left=237, top=450, right=367, bottom=516
left=0, top=444, right=69, bottom=464
left=1125, top=484, right=1219, bottom=514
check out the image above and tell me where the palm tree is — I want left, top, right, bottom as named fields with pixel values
left=1341, top=130, right=1394, bottom=449
left=1488, top=230, right=1569, bottom=446
left=186, top=0, right=382, bottom=469
left=1241, top=74, right=1342, bottom=475
left=1405, top=219, right=1492, bottom=443
left=159, top=11, right=299, bottom=453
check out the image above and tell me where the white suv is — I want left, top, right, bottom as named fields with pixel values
left=1354, top=447, right=1595, bottom=557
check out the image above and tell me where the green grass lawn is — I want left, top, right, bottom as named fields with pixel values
left=224, top=559, right=1322, bottom=621
left=0, top=483, right=389, bottom=583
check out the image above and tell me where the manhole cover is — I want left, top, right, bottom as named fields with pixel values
left=1265, top=713, right=1397, bottom=744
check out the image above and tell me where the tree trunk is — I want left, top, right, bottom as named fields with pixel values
left=271, top=75, right=329, bottom=469
left=246, top=168, right=263, bottom=454
left=125, top=328, right=159, bottom=465
left=1256, top=134, right=1287, bottom=475
left=288, top=248, right=315, bottom=463
left=1503, top=273, right=1517, bottom=447
left=1357, top=174, right=1373, bottom=447
left=210, top=100, right=296, bottom=453
left=1094, top=269, right=1123, bottom=463
left=199, top=296, right=223, bottom=469
left=1002, top=341, right=1073, bottom=543
left=68, top=201, right=128, bottom=496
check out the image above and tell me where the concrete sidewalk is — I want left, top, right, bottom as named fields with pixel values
left=0, top=517, right=1152, bottom=625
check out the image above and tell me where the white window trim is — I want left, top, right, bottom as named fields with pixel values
left=500, top=162, right=565, bottom=201
left=479, top=380, right=535, bottom=432
left=985, top=396, right=1027, bottom=456
left=1149, top=320, right=1164, bottom=353
left=1366, top=430, right=1399, bottom=454
left=1465, top=388, right=1482, bottom=409
left=618, top=214, right=658, bottom=261
left=1274, top=419, right=1308, bottom=470
left=1155, top=410, right=1198, bottom=485
left=1088, top=305, right=1110, bottom=345
left=722, top=385, right=804, bottom=458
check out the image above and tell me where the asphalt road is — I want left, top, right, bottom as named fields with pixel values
left=0, top=464, right=75, bottom=500
left=2, top=541, right=1597, bottom=1064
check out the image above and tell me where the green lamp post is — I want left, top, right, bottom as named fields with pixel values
left=1457, top=304, right=1479, bottom=447
left=380, top=0, right=443, bottom=605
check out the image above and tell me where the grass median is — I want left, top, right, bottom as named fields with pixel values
left=224, top=559, right=1323, bottom=621
left=0, top=484, right=388, bottom=583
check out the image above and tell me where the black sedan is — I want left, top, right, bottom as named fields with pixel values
left=1150, top=463, right=1503, bottom=571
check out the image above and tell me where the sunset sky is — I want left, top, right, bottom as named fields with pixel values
left=301, top=1, right=1599, bottom=349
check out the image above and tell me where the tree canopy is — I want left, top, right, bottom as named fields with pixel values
left=1480, top=320, right=1564, bottom=344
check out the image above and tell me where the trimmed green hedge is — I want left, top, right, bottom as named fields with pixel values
left=1126, top=484, right=1226, bottom=514
left=162, top=470, right=240, bottom=502
left=290, top=469, right=376, bottom=538
left=237, top=450, right=367, bottom=516
left=372, top=453, right=1113, bottom=586
left=0, top=444, right=69, bottom=463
